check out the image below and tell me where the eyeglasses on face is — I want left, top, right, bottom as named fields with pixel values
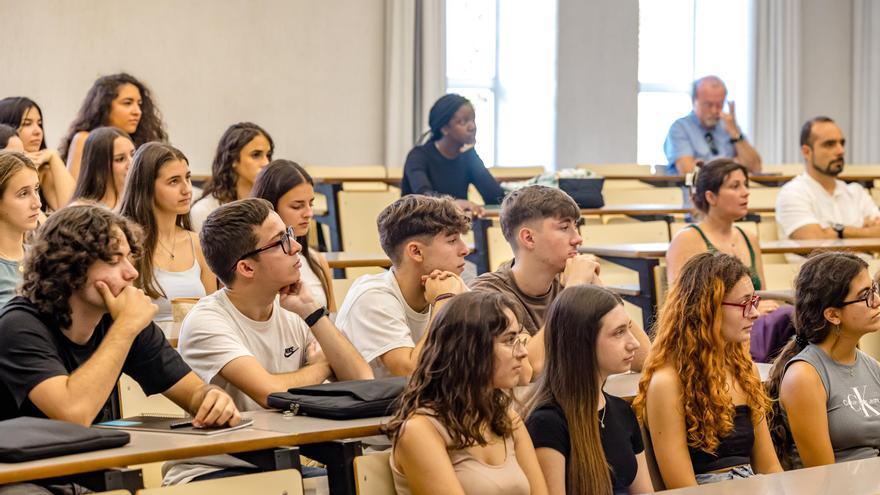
left=721, top=294, right=761, bottom=318
left=233, top=226, right=295, bottom=269
left=840, top=282, right=880, bottom=308
left=500, top=334, right=529, bottom=357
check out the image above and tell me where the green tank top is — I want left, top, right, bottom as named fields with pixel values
left=687, top=224, right=762, bottom=290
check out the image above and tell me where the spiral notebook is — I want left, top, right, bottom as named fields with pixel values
left=95, top=414, right=253, bottom=436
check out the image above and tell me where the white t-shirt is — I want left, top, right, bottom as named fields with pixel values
left=299, top=253, right=328, bottom=309
left=336, top=270, right=430, bottom=378
left=189, top=196, right=222, bottom=232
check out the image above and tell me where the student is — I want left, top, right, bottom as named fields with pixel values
left=118, top=142, right=216, bottom=328
left=386, top=291, right=548, bottom=495
left=0, top=97, right=75, bottom=211
left=527, top=285, right=652, bottom=494
left=251, top=159, right=335, bottom=310
left=60, top=73, right=167, bottom=178
left=191, top=122, right=273, bottom=230
left=0, top=124, right=25, bottom=151
left=69, top=126, right=135, bottom=209
left=164, top=198, right=372, bottom=484
left=767, top=251, right=880, bottom=468
left=0, top=152, right=40, bottom=307
left=402, top=93, right=504, bottom=216
left=470, top=185, right=650, bottom=375
left=666, top=158, right=778, bottom=314
left=0, top=204, right=240, bottom=426
left=633, top=252, right=782, bottom=488
left=336, top=194, right=471, bottom=378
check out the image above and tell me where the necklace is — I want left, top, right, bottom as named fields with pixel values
left=0, top=246, right=24, bottom=273
left=599, top=404, right=607, bottom=429
left=156, top=232, right=177, bottom=261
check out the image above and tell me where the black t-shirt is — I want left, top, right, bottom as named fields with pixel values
left=526, top=394, right=644, bottom=491
left=401, top=141, right=505, bottom=204
left=0, top=296, right=190, bottom=423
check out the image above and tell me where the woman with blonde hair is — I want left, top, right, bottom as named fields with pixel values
left=633, top=252, right=781, bottom=488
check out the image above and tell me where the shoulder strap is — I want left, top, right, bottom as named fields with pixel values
left=687, top=224, right=715, bottom=251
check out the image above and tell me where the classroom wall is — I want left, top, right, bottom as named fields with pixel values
left=0, top=0, right=386, bottom=175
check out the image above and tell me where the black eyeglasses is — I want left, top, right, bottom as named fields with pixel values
left=722, top=294, right=761, bottom=318
left=704, top=132, right=719, bottom=155
left=233, top=226, right=295, bottom=269
left=841, top=283, right=880, bottom=308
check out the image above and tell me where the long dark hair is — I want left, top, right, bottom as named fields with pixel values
left=118, top=142, right=193, bottom=299
left=0, top=97, right=46, bottom=150
left=251, top=160, right=330, bottom=300
left=528, top=285, right=622, bottom=495
left=59, top=73, right=167, bottom=160
left=385, top=292, right=520, bottom=449
left=767, top=251, right=867, bottom=466
left=70, top=127, right=133, bottom=206
left=199, top=122, right=274, bottom=204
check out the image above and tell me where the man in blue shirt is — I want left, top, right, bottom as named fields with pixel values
left=664, top=75, right=762, bottom=174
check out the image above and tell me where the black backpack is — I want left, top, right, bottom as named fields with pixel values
left=267, top=377, right=406, bottom=419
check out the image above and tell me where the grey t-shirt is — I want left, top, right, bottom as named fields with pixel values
left=784, top=344, right=880, bottom=464
left=0, top=258, right=22, bottom=308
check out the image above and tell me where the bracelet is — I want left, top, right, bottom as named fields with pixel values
left=432, top=293, right=456, bottom=305
left=304, top=306, right=329, bottom=327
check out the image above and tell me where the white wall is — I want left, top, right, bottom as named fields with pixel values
left=0, top=0, right=386, bottom=174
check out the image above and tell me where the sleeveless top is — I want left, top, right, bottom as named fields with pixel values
left=688, top=224, right=761, bottom=290
left=299, top=252, right=327, bottom=309
left=784, top=344, right=880, bottom=464
left=687, top=404, right=754, bottom=473
left=391, top=412, right=530, bottom=495
left=152, top=234, right=207, bottom=323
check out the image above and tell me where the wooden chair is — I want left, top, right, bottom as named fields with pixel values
left=487, top=166, right=544, bottom=179
left=602, top=186, right=685, bottom=207
left=746, top=187, right=781, bottom=209
left=762, top=263, right=802, bottom=291
left=337, top=189, right=399, bottom=278
left=136, top=469, right=303, bottom=495
left=353, top=451, right=394, bottom=495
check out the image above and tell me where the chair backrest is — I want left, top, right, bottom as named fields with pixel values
left=639, top=424, right=664, bottom=491
left=136, top=469, right=303, bottom=495
left=762, top=263, right=802, bottom=291
left=338, top=190, right=400, bottom=253
left=602, top=186, right=685, bottom=206
left=582, top=220, right=670, bottom=246
left=306, top=165, right=389, bottom=191
left=747, top=187, right=782, bottom=209
left=118, top=373, right=185, bottom=418
left=353, top=451, right=395, bottom=495
left=488, top=166, right=545, bottom=179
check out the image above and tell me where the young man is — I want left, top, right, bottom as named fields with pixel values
left=166, top=198, right=372, bottom=484
left=470, top=185, right=651, bottom=375
left=0, top=204, right=240, bottom=427
left=336, top=194, right=471, bottom=378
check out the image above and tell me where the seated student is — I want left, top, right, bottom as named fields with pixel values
left=191, top=122, right=274, bottom=230
left=59, top=73, right=167, bottom=178
left=0, top=152, right=40, bottom=307
left=336, top=195, right=471, bottom=378
left=633, top=252, right=782, bottom=488
left=163, top=198, right=371, bottom=484
left=386, top=291, right=548, bottom=495
left=470, top=185, right=650, bottom=375
left=0, top=97, right=75, bottom=211
left=767, top=251, right=880, bottom=468
left=402, top=93, right=504, bottom=215
left=251, top=159, right=335, bottom=310
left=0, top=204, right=240, bottom=426
left=526, top=285, right=653, bottom=494
left=118, top=142, right=216, bottom=328
left=666, top=159, right=778, bottom=315
left=0, top=124, right=25, bottom=151
left=69, top=127, right=135, bottom=209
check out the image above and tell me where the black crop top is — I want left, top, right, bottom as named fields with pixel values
left=688, top=405, right=754, bottom=474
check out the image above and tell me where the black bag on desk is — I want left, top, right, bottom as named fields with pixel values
left=0, top=416, right=131, bottom=462
left=267, top=377, right=407, bottom=419
left=558, top=177, right=605, bottom=208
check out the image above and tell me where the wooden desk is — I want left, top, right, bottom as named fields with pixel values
left=594, top=171, right=879, bottom=187
left=604, top=363, right=771, bottom=401
left=324, top=251, right=392, bottom=270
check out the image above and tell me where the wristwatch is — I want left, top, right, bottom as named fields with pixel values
left=304, top=306, right=329, bottom=327
left=832, top=223, right=845, bottom=239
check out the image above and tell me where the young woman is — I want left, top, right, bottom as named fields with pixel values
left=0, top=124, right=24, bottom=151
left=527, top=285, right=652, bottom=495
left=767, top=251, right=880, bottom=468
left=251, top=159, right=335, bottom=310
left=633, top=252, right=781, bottom=488
left=386, top=291, right=548, bottom=495
left=666, top=158, right=777, bottom=315
left=0, top=152, right=41, bottom=307
left=0, top=97, right=75, bottom=211
left=118, top=142, right=216, bottom=328
left=59, top=73, right=167, bottom=178
left=402, top=93, right=505, bottom=216
left=190, top=122, right=273, bottom=230
left=69, top=127, right=135, bottom=209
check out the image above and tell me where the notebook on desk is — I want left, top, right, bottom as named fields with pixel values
left=95, top=414, right=253, bottom=436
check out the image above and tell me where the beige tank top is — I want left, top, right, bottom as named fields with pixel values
left=390, top=412, right=531, bottom=495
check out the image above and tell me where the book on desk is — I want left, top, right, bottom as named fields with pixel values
left=95, top=414, right=253, bottom=436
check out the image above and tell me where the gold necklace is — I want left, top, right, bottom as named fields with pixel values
left=156, top=232, right=177, bottom=261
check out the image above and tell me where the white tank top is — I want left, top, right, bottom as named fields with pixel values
left=152, top=234, right=207, bottom=323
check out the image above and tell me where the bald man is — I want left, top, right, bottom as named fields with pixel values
left=664, top=75, right=762, bottom=174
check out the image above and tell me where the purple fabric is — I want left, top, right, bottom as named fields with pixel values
left=749, top=305, right=795, bottom=363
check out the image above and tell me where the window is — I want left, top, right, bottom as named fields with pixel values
left=637, top=0, right=753, bottom=165
left=446, top=0, right=557, bottom=169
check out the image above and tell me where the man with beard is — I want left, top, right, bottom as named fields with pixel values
left=776, top=117, right=880, bottom=258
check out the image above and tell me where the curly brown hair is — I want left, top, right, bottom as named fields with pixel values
left=377, top=194, right=470, bottom=265
left=20, top=204, right=143, bottom=329
left=199, top=122, right=274, bottom=205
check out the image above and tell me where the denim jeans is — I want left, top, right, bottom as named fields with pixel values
left=694, top=464, right=755, bottom=484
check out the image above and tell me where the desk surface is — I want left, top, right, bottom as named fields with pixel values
left=580, top=238, right=880, bottom=259
left=324, top=251, right=393, bottom=269
left=481, top=203, right=773, bottom=218
left=0, top=410, right=387, bottom=485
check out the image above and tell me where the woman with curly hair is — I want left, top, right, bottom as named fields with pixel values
left=69, top=127, right=135, bottom=209
left=190, top=122, right=273, bottom=230
left=767, top=251, right=880, bottom=468
left=385, top=291, right=548, bottom=495
left=59, top=73, right=167, bottom=178
left=0, top=152, right=41, bottom=307
left=633, top=252, right=781, bottom=488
